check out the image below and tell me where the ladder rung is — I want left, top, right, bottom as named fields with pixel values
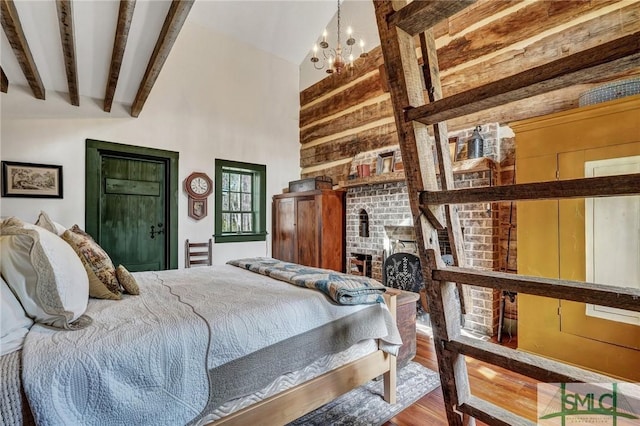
left=433, top=267, right=640, bottom=312
left=458, top=395, right=536, bottom=426
left=447, top=335, right=614, bottom=384
left=405, top=33, right=640, bottom=125
left=420, top=173, right=640, bottom=205
left=388, top=0, right=476, bottom=36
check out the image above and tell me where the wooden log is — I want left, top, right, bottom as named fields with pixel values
left=131, top=0, right=194, bottom=117
left=420, top=29, right=468, bottom=313
left=446, top=0, right=524, bottom=37
left=0, top=66, right=7, bottom=93
left=56, top=0, right=79, bottom=106
left=389, top=0, right=477, bottom=37
left=300, top=122, right=398, bottom=168
left=406, top=33, right=640, bottom=125
left=437, top=0, right=618, bottom=71
left=0, top=0, right=45, bottom=100
left=440, top=3, right=640, bottom=94
left=300, top=161, right=351, bottom=187
left=458, top=396, right=535, bottom=426
left=104, top=0, right=136, bottom=112
left=433, top=267, right=640, bottom=312
left=420, top=173, right=640, bottom=205
left=300, top=95, right=392, bottom=145
left=446, top=335, right=620, bottom=383
left=300, top=48, right=385, bottom=107
left=299, top=72, right=385, bottom=128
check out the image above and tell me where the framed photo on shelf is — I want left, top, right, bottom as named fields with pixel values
left=376, top=151, right=395, bottom=174
left=1, top=161, right=63, bottom=198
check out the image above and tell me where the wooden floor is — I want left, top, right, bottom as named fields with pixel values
left=384, top=329, right=537, bottom=425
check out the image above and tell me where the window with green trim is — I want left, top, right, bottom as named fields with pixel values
left=214, top=159, right=266, bottom=243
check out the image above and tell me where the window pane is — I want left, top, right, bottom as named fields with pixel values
left=241, top=174, right=252, bottom=193
left=241, top=193, right=252, bottom=211
left=230, top=173, right=240, bottom=191
left=230, top=213, right=241, bottom=232
left=222, top=192, right=229, bottom=211
left=222, top=213, right=231, bottom=232
left=229, top=192, right=240, bottom=211
left=222, top=173, right=230, bottom=191
left=242, top=213, right=253, bottom=232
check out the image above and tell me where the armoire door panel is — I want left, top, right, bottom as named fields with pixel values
left=296, top=197, right=319, bottom=267
left=273, top=198, right=296, bottom=263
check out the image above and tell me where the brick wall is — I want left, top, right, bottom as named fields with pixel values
left=345, top=124, right=515, bottom=336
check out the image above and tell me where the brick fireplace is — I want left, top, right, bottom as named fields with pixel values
left=344, top=124, right=512, bottom=336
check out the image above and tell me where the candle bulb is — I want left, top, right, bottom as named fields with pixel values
left=322, top=29, right=327, bottom=43
left=313, top=44, right=318, bottom=58
left=360, top=39, right=365, bottom=52
left=347, top=26, right=353, bottom=36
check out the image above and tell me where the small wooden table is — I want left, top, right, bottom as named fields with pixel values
left=387, top=288, right=420, bottom=369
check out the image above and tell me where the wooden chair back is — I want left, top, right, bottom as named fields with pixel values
left=185, top=239, right=212, bottom=268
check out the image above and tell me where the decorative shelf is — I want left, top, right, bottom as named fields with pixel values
left=339, top=171, right=406, bottom=188
left=338, top=157, right=495, bottom=188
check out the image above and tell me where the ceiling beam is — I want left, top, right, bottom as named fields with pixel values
left=1, top=66, right=7, bottom=93
left=388, top=0, right=477, bottom=36
left=56, top=0, right=79, bottom=106
left=0, top=0, right=45, bottom=99
left=130, top=0, right=194, bottom=118
left=104, top=0, right=136, bottom=112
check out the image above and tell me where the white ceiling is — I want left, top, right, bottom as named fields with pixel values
left=0, top=0, right=377, bottom=108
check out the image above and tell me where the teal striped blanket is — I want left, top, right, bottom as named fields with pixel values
left=227, top=257, right=387, bottom=305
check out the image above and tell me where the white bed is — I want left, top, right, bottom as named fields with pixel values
left=1, top=243, right=401, bottom=425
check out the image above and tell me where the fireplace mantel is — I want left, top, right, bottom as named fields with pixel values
left=338, top=157, right=496, bottom=188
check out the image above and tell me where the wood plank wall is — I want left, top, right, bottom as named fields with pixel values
left=299, top=0, right=640, bottom=185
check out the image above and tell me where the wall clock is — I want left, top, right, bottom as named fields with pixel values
left=184, top=172, right=213, bottom=220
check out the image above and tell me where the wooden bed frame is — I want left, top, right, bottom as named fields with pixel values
left=212, top=292, right=398, bottom=425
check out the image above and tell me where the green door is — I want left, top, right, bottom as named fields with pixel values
left=100, top=155, right=166, bottom=271
left=85, top=139, right=179, bottom=272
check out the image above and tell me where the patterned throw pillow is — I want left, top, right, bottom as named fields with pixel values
left=116, top=265, right=140, bottom=295
left=62, top=226, right=121, bottom=298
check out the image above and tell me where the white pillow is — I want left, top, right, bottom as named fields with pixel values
left=0, top=275, right=34, bottom=355
left=34, top=211, right=66, bottom=236
left=0, top=218, right=91, bottom=329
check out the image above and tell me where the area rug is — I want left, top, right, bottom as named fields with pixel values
left=288, top=361, right=440, bottom=426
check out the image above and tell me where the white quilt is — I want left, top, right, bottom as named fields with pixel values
left=22, top=265, right=401, bottom=425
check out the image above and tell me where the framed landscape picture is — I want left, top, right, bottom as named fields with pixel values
left=1, top=161, right=63, bottom=198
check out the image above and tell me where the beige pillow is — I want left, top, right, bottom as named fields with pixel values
left=34, top=211, right=66, bottom=236
left=116, top=265, right=140, bottom=295
left=0, top=218, right=91, bottom=330
left=62, top=226, right=121, bottom=298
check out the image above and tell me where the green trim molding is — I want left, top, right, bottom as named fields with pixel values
left=214, top=158, right=267, bottom=243
left=85, top=139, right=179, bottom=269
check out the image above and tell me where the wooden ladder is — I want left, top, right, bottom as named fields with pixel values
left=372, top=1, right=640, bottom=425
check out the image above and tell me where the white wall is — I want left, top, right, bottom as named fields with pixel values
left=0, top=22, right=301, bottom=267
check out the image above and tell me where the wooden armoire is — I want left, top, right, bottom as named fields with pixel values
left=272, top=189, right=345, bottom=272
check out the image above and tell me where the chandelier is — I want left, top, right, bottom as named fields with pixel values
left=310, top=0, right=367, bottom=75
